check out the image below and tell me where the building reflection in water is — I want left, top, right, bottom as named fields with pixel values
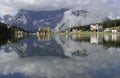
left=15, top=35, right=23, bottom=39
left=57, top=34, right=120, bottom=57
left=104, top=34, right=118, bottom=41
left=90, top=35, right=103, bottom=44
left=71, top=34, right=77, bottom=40
left=36, top=33, right=51, bottom=41
left=90, top=34, right=118, bottom=44
left=112, top=34, right=117, bottom=41
left=90, top=35, right=99, bottom=44
left=64, top=34, right=120, bottom=45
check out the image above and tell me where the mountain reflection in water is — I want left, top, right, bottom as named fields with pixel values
left=0, top=34, right=120, bottom=78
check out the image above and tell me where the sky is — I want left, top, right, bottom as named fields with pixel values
left=0, top=0, right=120, bottom=18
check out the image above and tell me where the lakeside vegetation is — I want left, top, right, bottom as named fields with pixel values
left=0, top=22, right=33, bottom=47
left=102, top=19, right=120, bottom=28
left=69, top=19, right=120, bottom=31
left=0, top=22, right=33, bottom=35
left=56, top=31, right=120, bottom=36
left=0, top=22, right=12, bottom=36
left=63, top=34, right=120, bottom=48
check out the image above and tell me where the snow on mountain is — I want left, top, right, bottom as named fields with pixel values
left=55, top=9, right=89, bottom=31
left=55, top=9, right=112, bottom=31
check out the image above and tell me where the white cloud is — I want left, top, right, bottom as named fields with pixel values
left=0, top=5, right=17, bottom=16
left=0, top=0, right=120, bottom=16
left=0, top=48, right=19, bottom=63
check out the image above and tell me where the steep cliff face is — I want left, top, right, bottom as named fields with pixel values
left=8, top=9, right=67, bottom=31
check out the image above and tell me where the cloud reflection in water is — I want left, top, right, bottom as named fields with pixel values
left=0, top=35, right=120, bottom=78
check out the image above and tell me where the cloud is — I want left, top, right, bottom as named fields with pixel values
left=0, top=0, right=89, bottom=11
left=0, top=0, right=120, bottom=16
left=0, top=47, right=19, bottom=63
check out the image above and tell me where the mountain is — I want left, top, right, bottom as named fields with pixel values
left=55, top=9, right=112, bottom=31
left=1, top=9, right=111, bottom=32
left=3, top=15, right=13, bottom=23
left=0, top=17, right=2, bottom=22
left=55, top=10, right=89, bottom=31
left=8, top=9, right=68, bottom=31
left=0, top=15, right=13, bottom=23
left=1, top=9, right=90, bottom=31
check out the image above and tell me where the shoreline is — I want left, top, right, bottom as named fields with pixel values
left=54, top=32, right=120, bottom=35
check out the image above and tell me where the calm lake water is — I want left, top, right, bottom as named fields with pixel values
left=0, top=34, right=120, bottom=78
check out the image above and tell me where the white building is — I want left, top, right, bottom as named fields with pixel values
left=90, top=24, right=103, bottom=32
left=104, top=28, right=118, bottom=33
left=72, top=29, right=77, bottom=33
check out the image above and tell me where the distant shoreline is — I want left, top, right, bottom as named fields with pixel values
left=54, top=32, right=120, bottom=35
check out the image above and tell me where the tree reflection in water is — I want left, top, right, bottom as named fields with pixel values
left=65, top=34, right=120, bottom=48
left=0, top=35, right=26, bottom=47
left=36, top=33, right=51, bottom=41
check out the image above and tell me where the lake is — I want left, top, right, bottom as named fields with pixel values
left=0, top=34, right=120, bottom=78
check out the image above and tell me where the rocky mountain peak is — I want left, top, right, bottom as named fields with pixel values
left=0, top=14, right=13, bottom=23
left=3, top=14, right=13, bottom=22
left=72, top=10, right=88, bottom=16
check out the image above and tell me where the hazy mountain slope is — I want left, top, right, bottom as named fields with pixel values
left=55, top=9, right=111, bottom=31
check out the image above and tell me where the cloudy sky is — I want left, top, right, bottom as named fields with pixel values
left=0, top=0, right=120, bottom=17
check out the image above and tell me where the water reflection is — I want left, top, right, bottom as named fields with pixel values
left=0, top=34, right=120, bottom=78
left=36, top=33, right=51, bottom=41
left=0, top=35, right=25, bottom=47
left=2, top=36, right=65, bottom=58
left=64, top=34, right=120, bottom=48
left=90, top=35, right=103, bottom=44
left=72, top=49, right=88, bottom=57
left=104, top=34, right=118, bottom=41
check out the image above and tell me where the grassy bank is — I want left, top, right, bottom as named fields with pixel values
left=54, top=31, right=120, bottom=35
